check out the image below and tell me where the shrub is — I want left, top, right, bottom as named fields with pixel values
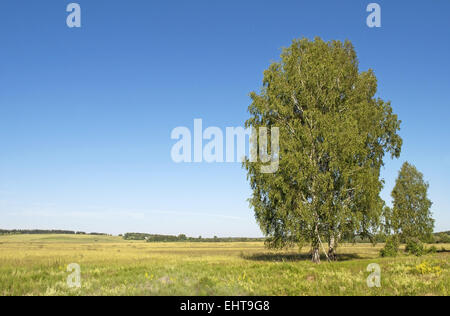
left=405, top=238, right=425, bottom=256
left=427, top=246, right=437, bottom=254
left=380, top=235, right=400, bottom=257
left=436, top=233, right=450, bottom=243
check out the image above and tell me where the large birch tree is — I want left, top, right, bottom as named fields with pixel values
left=244, top=38, right=402, bottom=263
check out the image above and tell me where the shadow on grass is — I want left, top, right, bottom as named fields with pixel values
left=242, top=252, right=361, bottom=262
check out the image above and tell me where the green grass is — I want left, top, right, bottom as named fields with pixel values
left=0, top=234, right=448, bottom=296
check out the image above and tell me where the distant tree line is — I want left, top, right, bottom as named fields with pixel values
left=1, top=229, right=446, bottom=244
left=433, top=231, right=450, bottom=244
left=341, top=231, right=449, bottom=244
left=122, top=233, right=265, bottom=243
left=123, top=231, right=449, bottom=243
left=0, top=229, right=109, bottom=236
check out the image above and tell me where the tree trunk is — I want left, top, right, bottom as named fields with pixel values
left=328, top=235, right=337, bottom=261
left=312, top=247, right=320, bottom=264
left=312, top=223, right=321, bottom=264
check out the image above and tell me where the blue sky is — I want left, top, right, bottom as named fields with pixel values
left=0, top=0, right=449, bottom=236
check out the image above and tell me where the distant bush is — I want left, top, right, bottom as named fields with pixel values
left=405, top=238, right=425, bottom=256
left=380, top=235, right=400, bottom=257
left=433, top=232, right=450, bottom=244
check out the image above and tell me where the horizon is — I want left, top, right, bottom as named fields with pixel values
left=1, top=228, right=449, bottom=238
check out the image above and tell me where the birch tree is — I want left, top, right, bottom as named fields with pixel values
left=244, top=38, right=402, bottom=263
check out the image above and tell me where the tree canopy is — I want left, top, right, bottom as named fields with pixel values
left=244, top=37, right=402, bottom=263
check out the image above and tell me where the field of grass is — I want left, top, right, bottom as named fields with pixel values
left=0, top=234, right=448, bottom=296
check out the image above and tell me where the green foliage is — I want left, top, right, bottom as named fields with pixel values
left=380, top=235, right=400, bottom=257
left=434, top=232, right=450, bottom=244
left=405, top=238, right=425, bottom=257
left=123, top=233, right=183, bottom=241
left=391, top=162, right=434, bottom=242
left=244, top=37, right=402, bottom=261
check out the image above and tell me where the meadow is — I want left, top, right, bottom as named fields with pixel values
left=0, top=234, right=448, bottom=296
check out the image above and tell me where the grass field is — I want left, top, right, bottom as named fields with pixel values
left=0, top=234, right=448, bottom=296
